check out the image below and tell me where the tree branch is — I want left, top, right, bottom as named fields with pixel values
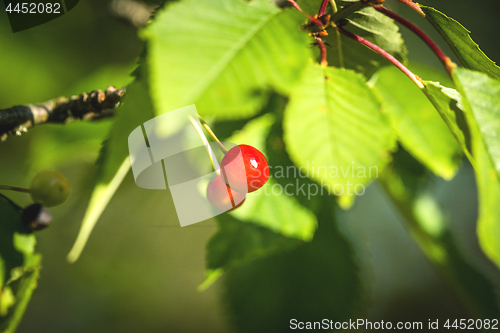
left=314, top=37, right=328, bottom=67
left=374, top=5, right=456, bottom=76
left=0, top=86, right=126, bottom=141
left=337, top=25, right=425, bottom=89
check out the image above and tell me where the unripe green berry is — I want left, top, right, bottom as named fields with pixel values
left=29, top=170, right=71, bottom=207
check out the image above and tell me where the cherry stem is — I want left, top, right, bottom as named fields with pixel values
left=318, top=0, right=329, bottom=17
left=374, top=5, right=455, bottom=76
left=330, top=0, right=338, bottom=14
left=307, top=15, right=325, bottom=29
left=287, top=0, right=302, bottom=11
left=188, top=116, right=221, bottom=175
left=197, top=116, right=229, bottom=154
left=337, top=26, right=425, bottom=89
left=0, top=185, right=31, bottom=193
left=287, top=0, right=324, bottom=29
left=315, top=37, right=328, bottom=67
left=394, top=0, right=424, bottom=16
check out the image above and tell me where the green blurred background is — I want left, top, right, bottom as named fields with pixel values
left=0, top=0, right=499, bottom=332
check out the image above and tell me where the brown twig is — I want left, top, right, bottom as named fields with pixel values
left=0, top=86, right=126, bottom=141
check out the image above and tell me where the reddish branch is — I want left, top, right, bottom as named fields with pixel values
left=314, top=37, right=328, bottom=67
left=287, top=0, right=326, bottom=29
left=374, top=6, right=456, bottom=75
left=0, top=86, right=126, bottom=141
left=318, top=0, right=329, bottom=17
left=286, top=0, right=302, bottom=11
left=337, top=26, right=424, bottom=89
left=394, top=0, right=424, bottom=16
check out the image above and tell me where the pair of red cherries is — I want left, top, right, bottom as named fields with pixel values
left=207, top=144, right=269, bottom=211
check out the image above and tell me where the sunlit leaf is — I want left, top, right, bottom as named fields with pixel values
left=142, top=0, right=311, bottom=119
left=374, top=65, right=461, bottom=179
left=284, top=63, right=396, bottom=208
left=454, top=68, right=500, bottom=178
left=327, top=0, right=406, bottom=77
left=423, top=81, right=474, bottom=166
left=453, top=68, right=500, bottom=269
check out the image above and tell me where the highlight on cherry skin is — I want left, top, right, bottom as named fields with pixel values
left=206, top=175, right=246, bottom=211
left=220, top=144, right=269, bottom=193
left=29, top=170, right=71, bottom=207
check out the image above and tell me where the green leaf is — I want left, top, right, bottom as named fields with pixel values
left=223, top=205, right=362, bottom=333
left=420, top=6, right=500, bottom=80
left=452, top=68, right=500, bottom=269
left=142, top=0, right=311, bottom=119
left=324, top=1, right=406, bottom=77
left=0, top=195, right=41, bottom=333
left=474, top=136, right=500, bottom=272
left=67, top=68, right=155, bottom=262
left=374, top=65, right=461, bottom=179
left=202, top=213, right=301, bottom=291
left=422, top=81, right=474, bottom=166
left=454, top=68, right=500, bottom=178
left=284, top=63, right=396, bottom=208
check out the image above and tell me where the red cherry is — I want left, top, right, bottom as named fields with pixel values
left=206, top=175, right=246, bottom=211
left=220, top=144, right=269, bottom=193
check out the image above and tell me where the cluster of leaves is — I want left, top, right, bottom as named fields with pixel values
left=70, top=0, right=500, bottom=325
left=2, top=0, right=500, bottom=331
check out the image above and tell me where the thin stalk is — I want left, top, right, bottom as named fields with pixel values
left=328, top=0, right=344, bottom=67
left=395, top=0, right=424, bottom=16
left=374, top=5, right=456, bottom=76
left=338, top=26, right=425, bottom=89
left=307, top=15, right=325, bottom=29
left=188, top=116, right=220, bottom=174
left=198, top=116, right=228, bottom=154
left=318, top=0, right=329, bottom=17
left=329, top=0, right=337, bottom=14
left=286, top=0, right=302, bottom=11
left=287, top=0, right=325, bottom=29
left=0, top=185, right=31, bottom=193
left=315, top=37, right=328, bottom=67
